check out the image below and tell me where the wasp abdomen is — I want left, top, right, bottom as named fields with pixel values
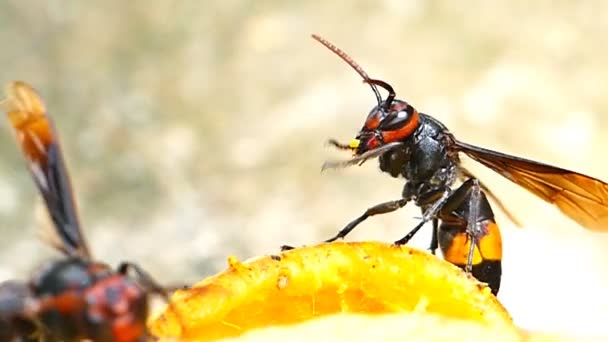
left=439, top=219, right=503, bottom=294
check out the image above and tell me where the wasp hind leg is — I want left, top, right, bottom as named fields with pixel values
left=437, top=179, right=503, bottom=295
left=429, top=218, right=439, bottom=255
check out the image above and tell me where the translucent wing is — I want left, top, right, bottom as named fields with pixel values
left=455, top=140, right=608, bottom=231
left=1, top=81, right=91, bottom=258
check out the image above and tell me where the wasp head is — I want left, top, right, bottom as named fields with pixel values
left=343, top=79, right=419, bottom=155
left=312, top=35, right=420, bottom=160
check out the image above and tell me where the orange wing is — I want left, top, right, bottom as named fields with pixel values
left=455, top=140, right=608, bottom=232
left=1, top=81, right=91, bottom=258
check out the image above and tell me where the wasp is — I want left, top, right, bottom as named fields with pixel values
left=307, top=35, right=608, bottom=295
left=0, top=82, right=172, bottom=341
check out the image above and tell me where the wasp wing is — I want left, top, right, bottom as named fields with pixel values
left=1, top=81, right=91, bottom=258
left=454, top=140, right=608, bottom=232
left=457, top=166, right=523, bottom=227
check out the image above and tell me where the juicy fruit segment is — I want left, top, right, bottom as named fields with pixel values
left=149, top=241, right=512, bottom=341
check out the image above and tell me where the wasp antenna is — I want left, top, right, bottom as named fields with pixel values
left=365, top=79, right=395, bottom=110
left=311, top=34, right=383, bottom=106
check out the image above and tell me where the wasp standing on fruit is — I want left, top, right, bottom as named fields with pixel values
left=303, top=34, right=608, bottom=295
left=0, top=82, right=172, bottom=341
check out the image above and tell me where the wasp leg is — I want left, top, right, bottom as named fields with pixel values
left=394, top=219, right=425, bottom=245
left=117, top=262, right=170, bottom=300
left=326, top=198, right=409, bottom=243
left=429, top=218, right=439, bottom=255
left=119, top=262, right=189, bottom=336
left=28, top=319, right=48, bottom=342
left=394, top=190, right=450, bottom=245
left=464, top=179, right=481, bottom=273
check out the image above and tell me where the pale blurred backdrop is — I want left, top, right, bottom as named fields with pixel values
left=1, top=0, right=607, bottom=336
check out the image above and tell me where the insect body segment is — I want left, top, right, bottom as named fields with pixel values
left=435, top=179, right=503, bottom=293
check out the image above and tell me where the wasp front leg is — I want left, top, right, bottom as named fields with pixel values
left=280, top=198, right=410, bottom=251
left=326, top=198, right=410, bottom=243
left=436, top=179, right=503, bottom=295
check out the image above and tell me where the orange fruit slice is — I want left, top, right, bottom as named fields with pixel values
left=149, top=241, right=513, bottom=341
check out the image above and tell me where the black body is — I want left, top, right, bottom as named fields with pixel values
left=378, top=113, right=457, bottom=207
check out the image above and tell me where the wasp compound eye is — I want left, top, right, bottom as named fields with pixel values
left=363, top=108, right=385, bottom=131
left=379, top=109, right=412, bottom=131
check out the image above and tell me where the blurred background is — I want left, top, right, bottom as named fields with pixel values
left=1, top=0, right=607, bottom=336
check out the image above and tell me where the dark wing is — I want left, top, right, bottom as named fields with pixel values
left=1, top=81, right=91, bottom=258
left=454, top=140, right=608, bottom=232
